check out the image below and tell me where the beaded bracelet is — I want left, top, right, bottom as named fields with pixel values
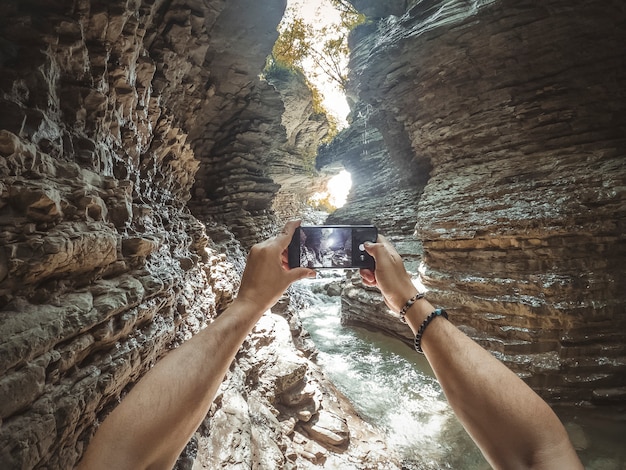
left=414, top=308, right=448, bottom=354
left=398, top=292, right=425, bottom=323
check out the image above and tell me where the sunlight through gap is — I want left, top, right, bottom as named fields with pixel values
left=309, top=169, right=352, bottom=210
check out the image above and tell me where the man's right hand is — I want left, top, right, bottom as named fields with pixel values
left=359, top=234, right=419, bottom=313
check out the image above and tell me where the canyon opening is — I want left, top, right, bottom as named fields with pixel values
left=0, top=0, right=624, bottom=469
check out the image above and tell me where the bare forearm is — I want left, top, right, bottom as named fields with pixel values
left=362, top=236, right=581, bottom=468
left=78, top=221, right=314, bottom=469
left=78, top=299, right=263, bottom=470
left=404, top=299, right=582, bottom=469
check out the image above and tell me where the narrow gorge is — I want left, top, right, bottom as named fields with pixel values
left=0, top=0, right=624, bottom=468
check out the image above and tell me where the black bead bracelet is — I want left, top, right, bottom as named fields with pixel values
left=414, top=308, right=448, bottom=354
left=398, top=292, right=424, bottom=323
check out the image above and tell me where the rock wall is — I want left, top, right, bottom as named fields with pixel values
left=340, top=0, right=626, bottom=405
left=185, top=5, right=331, bottom=246
left=0, top=1, right=219, bottom=467
left=319, top=102, right=426, bottom=269
left=0, top=0, right=396, bottom=468
left=265, top=68, right=333, bottom=227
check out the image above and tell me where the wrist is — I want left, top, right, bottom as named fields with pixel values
left=398, top=292, right=424, bottom=323
left=402, top=296, right=434, bottom=335
left=392, top=282, right=421, bottom=312
left=414, top=308, right=448, bottom=354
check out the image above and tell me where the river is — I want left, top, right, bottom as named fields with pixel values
left=297, top=275, right=626, bottom=469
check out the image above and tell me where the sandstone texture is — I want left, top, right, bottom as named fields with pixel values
left=334, top=0, right=626, bottom=405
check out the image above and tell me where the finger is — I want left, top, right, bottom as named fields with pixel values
left=363, top=240, right=382, bottom=257
left=362, top=277, right=376, bottom=287
left=276, top=219, right=301, bottom=249
left=365, top=235, right=402, bottom=264
left=360, top=268, right=376, bottom=285
left=372, top=234, right=395, bottom=252
left=287, top=267, right=316, bottom=282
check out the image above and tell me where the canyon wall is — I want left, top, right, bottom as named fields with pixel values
left=334, top=0, right=626, bottom=406
left=2, top=0, right=625, bottom=467
left=0, top=0, right=399, bottom=468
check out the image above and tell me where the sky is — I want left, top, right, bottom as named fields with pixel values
left=285, top=0, right=351, bottom=129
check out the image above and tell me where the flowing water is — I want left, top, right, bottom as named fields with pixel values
left=298, top=276, right=626, bottom=469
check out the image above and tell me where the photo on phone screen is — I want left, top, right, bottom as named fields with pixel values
left=288, top=225, right=377, bottom=269
left=300, top=226, right=352, bottom=268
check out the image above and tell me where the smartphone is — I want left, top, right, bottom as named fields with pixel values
left=288, top=225, right=378, bottom=269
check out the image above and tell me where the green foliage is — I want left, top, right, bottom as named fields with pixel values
left=272, top=16, right=312, bottom=70
left=270, top=0, right=365, bottom=91
left=329, top=0, right=367, bottom=31
left=267, top=0, right=364, bottom=142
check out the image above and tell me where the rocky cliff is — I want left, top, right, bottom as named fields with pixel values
left=330, top=0, right=626, bottom=406
left=0, top=0, right=399, bottom=468
left=2, top=0, right=625, bottom=467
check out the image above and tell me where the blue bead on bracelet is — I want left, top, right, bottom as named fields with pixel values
left=414, top=308, right=448, bottom=354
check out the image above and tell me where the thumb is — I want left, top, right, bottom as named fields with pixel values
left=364, top=234, right=390, bottom=259
left=287, top=267, right=317, bottom=282
left=363, top=241, right=381, bottom=258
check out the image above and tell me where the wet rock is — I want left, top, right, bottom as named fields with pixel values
left=280, top=381, right=316, bottom=408
left=585, top=458, right=621, bottom=470
left=0, top=0, right=358, bottom=467
left=9, top=184, right=63, bottom=222
left=301, top=410, right=350, bottom=447
left=325, top=279, right=343, bottom=297
left=564, top=422, right=589, bottom=452
left=0, top=363, right=45, bottom=418
left=341, top=276, right=414, bottom=347
left=0, top=129, right=26, bottom=157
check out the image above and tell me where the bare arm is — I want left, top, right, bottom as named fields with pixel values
left=361, top=236, right=582, bottom=470
left=78, top=220, right=315, bottom=470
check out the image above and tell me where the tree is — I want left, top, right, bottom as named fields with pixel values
left=270, top=0, right=365, bottom=91
left=272, top=17, right=313, bottom=71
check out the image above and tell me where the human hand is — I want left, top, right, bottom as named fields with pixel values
left=237, top=220, right=316, bottom=315
left=359, top=234, right=418, bottom=313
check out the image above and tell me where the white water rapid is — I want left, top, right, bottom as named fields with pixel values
left=297, top=274, right=626, bottom=469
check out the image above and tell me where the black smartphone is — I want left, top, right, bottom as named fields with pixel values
left=288, top=225, right=378, bottom=269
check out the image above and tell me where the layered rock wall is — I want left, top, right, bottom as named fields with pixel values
left=342, top=0, right=626, bottom=405
left=185, top=3, right=331, bottom=246
left=0, top=0, right=394, bottom=468
left=319, top=102, right=425, bottom=268
left=0, top=1, right=220, bottom=467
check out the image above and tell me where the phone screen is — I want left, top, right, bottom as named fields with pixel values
left=299, top=226, right=353, bottom=268
left=288, top=225, right=377, bottom=269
